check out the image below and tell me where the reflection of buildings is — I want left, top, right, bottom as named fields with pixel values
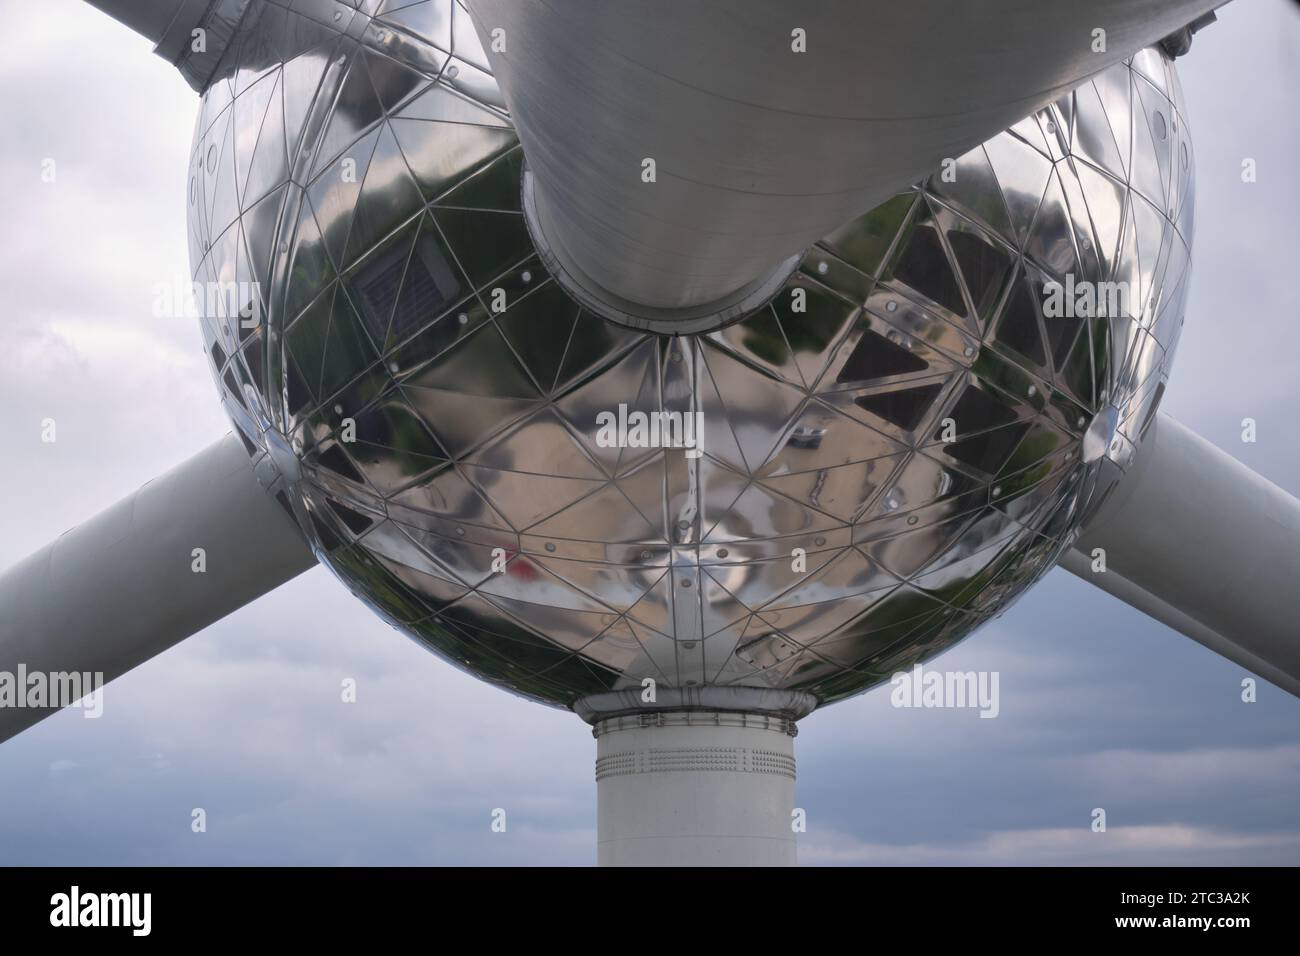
left=181, top=5, right=1189, bottom=714
left=271, top=44, right=1178, bottom=707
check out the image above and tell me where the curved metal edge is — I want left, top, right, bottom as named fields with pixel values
left=573, top=687, right=819, bottom=724
left=592, top=710, right=799, bottom=739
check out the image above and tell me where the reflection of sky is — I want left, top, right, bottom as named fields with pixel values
left=0, top=0, right=1298, bottom=865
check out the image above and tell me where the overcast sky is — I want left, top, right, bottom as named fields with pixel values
left=1, top=0, right=1299, bottom=866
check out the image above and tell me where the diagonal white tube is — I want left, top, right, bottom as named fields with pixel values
left=83, top=0, right=212, bottom=54
left=82, top=0, right=249, bottom=90
left=466, top=0, right=1224, bottom=320
left=0, top=434, right=317, bottom=742
left=1061, top=414, right=1300, bottom=698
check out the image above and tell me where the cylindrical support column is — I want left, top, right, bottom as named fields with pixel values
left=594, top=711, right=797, bottom=867
left=466, top=0, right=1222, bottom=322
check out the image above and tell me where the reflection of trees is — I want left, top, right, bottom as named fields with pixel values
left=758, top=275, right=857, bottom=364
left=999, top=429, right=1060, bottom=481
left=740, top=195, right=922, bottom=366
left=740, top=313, right=789, bottom=366
left=823, top=192, right=915, bottom=277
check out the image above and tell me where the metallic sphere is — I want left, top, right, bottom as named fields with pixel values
left=190, top=1, right=1193, bottom=717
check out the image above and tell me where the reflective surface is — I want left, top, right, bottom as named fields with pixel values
left=191, top=0, right=1193, bottom=713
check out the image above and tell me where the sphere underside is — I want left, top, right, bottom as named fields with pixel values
left=190, top=0, right=1194, bottom=713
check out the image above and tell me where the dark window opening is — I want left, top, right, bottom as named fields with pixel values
left=892, top=223, right=967, bottom=317
left=837, top=327, right=929, bottom=384
left=854, top=382, right=943, bottom=431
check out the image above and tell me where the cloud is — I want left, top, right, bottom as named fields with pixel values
left=801, top=824, right=1300, bottom=867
